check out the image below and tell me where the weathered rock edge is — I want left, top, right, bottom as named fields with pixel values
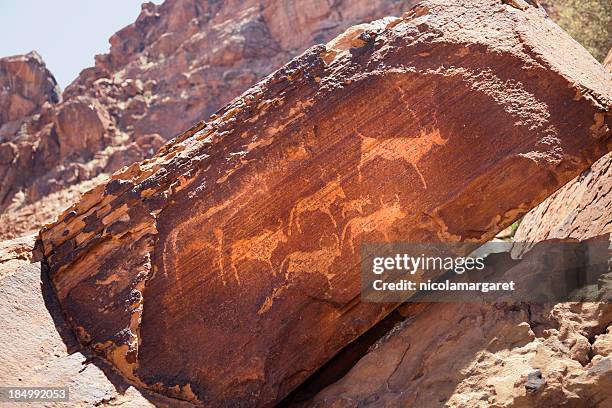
left=39, top=0, right=611, bottom=406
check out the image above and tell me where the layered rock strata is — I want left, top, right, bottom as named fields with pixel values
left=514, top=48, right=612, bottom=244
left=0, top=0, right=414, bottom=239
left=40, top=0, right=611, bottom=406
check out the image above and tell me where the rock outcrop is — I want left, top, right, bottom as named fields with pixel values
left=306, top=292, right=612, bottom=407
left=0, top=51, right=60, bottom=132
left=514, top=47, right=612, bottom=244
left=39, top=1, right=611, bottom=406
left=0, top=0, right=415, bottom=239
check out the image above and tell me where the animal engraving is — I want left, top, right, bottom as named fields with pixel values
left=357, top=128, right=447, bottom=188
left=230, top=228, right=287, bottom=278
left=341, top=198, right=405, bottom=253
left=340, top=196, right=371, bottom=218
left=281, top=233, right=341, bottom=282
left=288, top=176, right=346, bottom=235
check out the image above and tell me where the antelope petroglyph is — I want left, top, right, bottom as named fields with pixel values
left=288, top=176, right=346, bottom=235
left=357, top=128, right=447, bottom=188
left=341, top=197, right=405, bottom=253
left=280, top=233, right=341, bottom=283
left=230, top=228, right=288, bottom=279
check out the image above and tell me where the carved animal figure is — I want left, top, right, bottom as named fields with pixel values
left=358, top=128, right=447, bottom=188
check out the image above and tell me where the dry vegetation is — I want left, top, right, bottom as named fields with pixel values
left=546, top=0, right=612, bottom=61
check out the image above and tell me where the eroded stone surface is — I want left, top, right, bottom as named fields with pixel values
left=0, top=0, right=415, bottom=239
left=308, top=299, right=612, bottom=408
left=513, top=151, right=611, bottom=246
left=514, top=49, right=612, bottom=246
left=0, top=236, right=195, bottom=407
left=40, top=1, right=611, bottom=406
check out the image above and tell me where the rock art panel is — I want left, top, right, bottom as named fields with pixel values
left=40, top=1, right=611, bottom=406
left=0, top=0, right=416, bottom=239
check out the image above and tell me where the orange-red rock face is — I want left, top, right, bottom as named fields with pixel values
left=0, top=51, right=59, bottom=128
left=40, top=1, right=611, bottom=406
left=0, top=0, right=414, bottom=239
left=514, top=50, right=612, bottom=244
left=305, top=46, right=612, bottom=408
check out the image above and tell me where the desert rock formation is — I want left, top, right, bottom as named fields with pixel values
left=514, top=47, right=612, bottom=244
left=304, top=44, right=612, bottom=408
left=39, top=1, right=611, bottom=406
left=0, top=0, right=414, bottom=240
left=0, top=51, right=59, bottom=130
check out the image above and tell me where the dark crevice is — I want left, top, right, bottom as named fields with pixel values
left=277, top=308, right=406, bottom=407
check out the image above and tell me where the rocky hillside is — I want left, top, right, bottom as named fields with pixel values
left=0, top=0, right=414, bottom=240
left=38, top=0, right=611, bottom=405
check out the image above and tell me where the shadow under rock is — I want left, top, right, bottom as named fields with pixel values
left=39, top=262, right=196, bottom=407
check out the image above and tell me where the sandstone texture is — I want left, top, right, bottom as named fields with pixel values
left=514, top=47, right=612, bottom=245
left=0, top=236, right=197, bottom=407
left=307, top=296, right=612, bottom=407
left=39, top=1, right=611, bottom=406
left=513, top=151, right=611, bottom=244
left=0, top=0, right=414, bottom=239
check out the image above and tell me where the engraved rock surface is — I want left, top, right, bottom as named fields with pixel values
left=305, top=46, right=612, bottom=408
left=0, top=0, right=414, bottom=239
left=40, top=1, right=611, bottom=406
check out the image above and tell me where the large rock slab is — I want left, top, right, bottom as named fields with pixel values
left=40, top=0, right=611, bottom=406
left=0, top=0, right=415, bottom=239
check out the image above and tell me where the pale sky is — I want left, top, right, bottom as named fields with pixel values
left=0, top=0, right=164, bottom=89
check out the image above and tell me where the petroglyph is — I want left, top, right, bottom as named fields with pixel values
left=340, top=196, right=371, bottom=218
left=230, top=228, right=287, bottom=278
left=341, top=198, right=405, bottom=253
left=281, top=233, right=341, bottom=283
left=357, top=128, right=447, bottom=187
left=257, top=286, right=287, bottom=315
left=288, top=176, right=346, bottom=235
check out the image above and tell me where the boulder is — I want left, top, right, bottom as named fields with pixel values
left=39, top=0, right=611, bottom=406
